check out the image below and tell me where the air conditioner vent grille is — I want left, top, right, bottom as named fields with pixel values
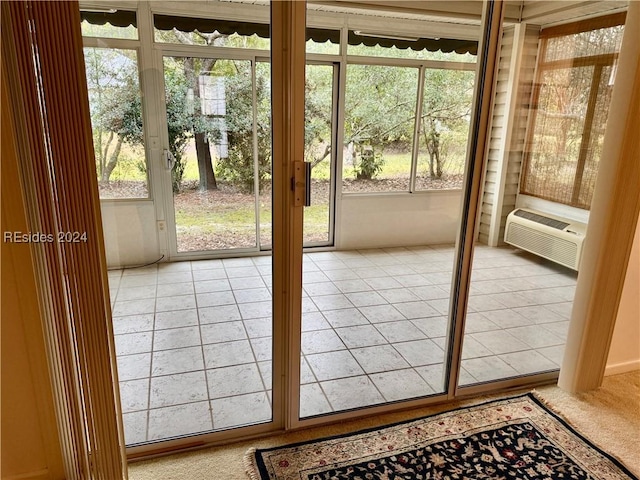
left=506, top=223, right=578, bottom=269
left=514, top=209, right=570, bottom=230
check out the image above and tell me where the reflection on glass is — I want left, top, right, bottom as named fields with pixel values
left=83, top=47, right=148, bottom=199
left=459, top=21, right=624, bottom=387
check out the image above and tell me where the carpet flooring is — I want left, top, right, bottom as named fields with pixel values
left=245, top=392, right=636, bottom=479
left=128, top=371, right=640, bottom=480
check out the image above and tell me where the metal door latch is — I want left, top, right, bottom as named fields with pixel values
left=292, top=161, right=311, bottom=207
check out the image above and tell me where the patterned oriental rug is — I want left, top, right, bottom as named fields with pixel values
left=245, top=393, right=637, bottom=480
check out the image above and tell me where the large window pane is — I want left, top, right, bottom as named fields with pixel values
left=416, top=68, right=475, bottom=191
left=343, top=65, right=418, bottom=193
left=83, top=47, right=148, bottom=199
left=163, top=57, right=258, bottom=251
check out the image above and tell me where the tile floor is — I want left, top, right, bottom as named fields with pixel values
left=109, top=244, right=576, bottom=445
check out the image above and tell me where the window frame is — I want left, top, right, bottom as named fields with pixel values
left=519, top=14, right=625, bottom=209
left=82, top=33, right=153, bottom=202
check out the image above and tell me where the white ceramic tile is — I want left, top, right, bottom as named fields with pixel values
left=194, top=279, right=232, bottom=294
left=115, top=332, right=153, bottom=356
left=250, top=337, right=272, bottom=361
left=156, top=282, right=194, bottom=297
left=148, top=401, right=212, bottom=440
left=394, top=301, right=440, bottom=319
left=151, top=346, right=204, bottom=376
left=499, top=350, right=558, bottom=375
left=199, top=305, right=242, bottom=324
left=350, top=345, right=409, bottom=373
left=505, top=325, right=564, bottom=349
left=411, top=317, right=448, bottom=338
left=302, top=312, right=331, bottom=331
left=471, top=330, right=530, bottom=355
left=157, top=271, right=192, bottom=284
left=149, top=371, right=208, bottom=408
left=233, top=287, right=272, bottom=304
left=196, top=291, right=236, bottom=308
left=300, top=383, right=333, bottom=417
left=460, top=356, right=519, bottom=383
left=211, top=392, right=271, bottom=429
left=322, top=308, right=370, bottom=328
left=312, top=294, right=354, bottom=311
left=375, top=320, right=426, bottom=343
left=358, top=304, right=406, bottom=323
left=302, top=329, right=346, bottom=354
left=154, top=309, right=199, bottom=330
left=119, top=378, right=149, bottom=412
left=203, top=340, right=255, bottom=368
left=243, top=317, right=272, bottom=338
left=153, top=326, right=201, bottom=351
left=229, top=276, right=266, bottom=290
left=393, top=339, right=444, bottom=367
left=122, top=410, right=147, bottom=444
left=112, top=298, right=155, bottom=317
left=155, top=294, right=196, bottom=312
left=117, top=353, right=151, bottom=381
left=335, top=325, right=387, bottom=348
left=321, top=376, right=384, bottom=411
left=344, top=291, right=386, bottom=307
left=306, top=350, right=364, bottom=381
left=117, top=285, right=157, bottom=301
left=333, top=279, right=372, bottom=293
left=200, top=321, right=247, bottom=344
left=304, top=282, right=341, bottom=296
left=206, top=363, right=264, bottom=399
left=193, top=269, right=228, bottom=281
left=112, top=314, right=154, bottom=335
left=370, top=368, right=434, bottom=402
left=238, top=301, right=272, bottom=319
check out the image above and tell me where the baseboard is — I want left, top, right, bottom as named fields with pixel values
left=604, top=359, right=640, bottom=376
left=3, top=469, right=50, bottom=480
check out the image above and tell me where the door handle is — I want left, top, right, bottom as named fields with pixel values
left=292, top=161, right=311, bottom=207
left=162, top=149, right=176, bottom=170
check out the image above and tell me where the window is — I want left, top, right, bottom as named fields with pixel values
left=520, top=17, right=624, bottom=209
left=415, top=68, right=475, bottom=190
left=83, top=47, right=148, bottom=199
left=343, top=64, right=418, bottom=193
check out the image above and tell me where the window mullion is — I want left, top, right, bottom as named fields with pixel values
left=410, top=66, right=426, bottom=193
left=571, top=64, right=604, bottom=206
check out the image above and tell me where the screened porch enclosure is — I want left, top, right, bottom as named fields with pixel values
left=82, top=0, right=626, bottom=448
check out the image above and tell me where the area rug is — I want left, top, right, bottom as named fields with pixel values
left=244, top=393, right=637, bottom=480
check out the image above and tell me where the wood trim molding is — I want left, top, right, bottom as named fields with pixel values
left=558, top=1, right=640, bottom=393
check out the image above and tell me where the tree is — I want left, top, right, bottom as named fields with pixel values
left=421, top=68, right=474, bottom=179
left=84, top=48, right=142, bottom=183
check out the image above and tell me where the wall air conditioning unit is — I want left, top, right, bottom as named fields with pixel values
left=504, top=208, right=586, bottom=271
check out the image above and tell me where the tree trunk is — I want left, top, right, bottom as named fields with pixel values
left=195, top=133, right=217, bottom=191
left=101, top=131, right=115, bottom=181
left=184, top=57, right=218, bottom=191
left=103, top=135, right=123, bottom=181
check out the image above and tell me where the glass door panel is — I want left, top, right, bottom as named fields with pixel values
left=458, top=21, right=624, bottom=388
left=162, top=56, right=257, bottom=253
left=304, top=63, right=335, bottom=245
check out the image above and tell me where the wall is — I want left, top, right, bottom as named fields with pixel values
left=1, top=64, right=64, bottom=479
left=606, top=212, right=640, bottom=375
left=479, top=24, right=539, bottom=245
left=336, top=191, right=462, bottom=249
left=101, top=201, right=160, bottom=268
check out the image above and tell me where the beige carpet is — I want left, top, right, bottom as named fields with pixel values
left=128, top=371, right=640, bottom=479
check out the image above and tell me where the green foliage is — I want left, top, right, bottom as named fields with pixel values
left=354, top=146, right=385, bottom=180
left=215, top=61, right=272, bottom=193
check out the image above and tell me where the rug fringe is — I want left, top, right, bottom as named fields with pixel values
left=244, top=447, right=262, bottom=480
